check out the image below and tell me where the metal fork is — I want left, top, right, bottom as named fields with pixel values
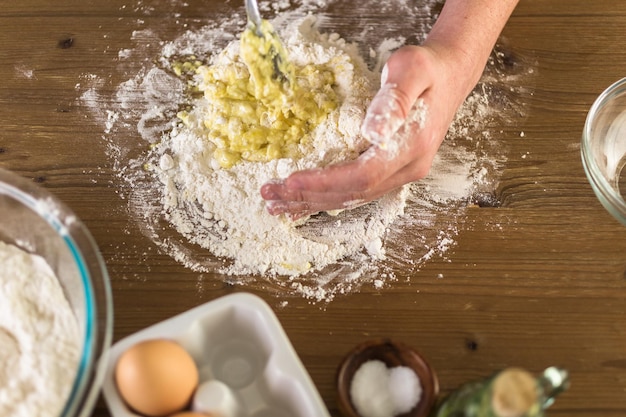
left=245, top=0, right=263, bottom=35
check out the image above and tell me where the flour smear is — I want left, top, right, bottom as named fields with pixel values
left=80, top=0, right=534, bottom=302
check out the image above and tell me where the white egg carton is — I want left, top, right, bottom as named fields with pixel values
left=102, top=292, right=331, bottom=417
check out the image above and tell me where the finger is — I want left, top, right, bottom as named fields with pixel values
left=361, top=82, right=411, bottom=146
left=361, top=47, right=430, bottom=147
left=265, top=198, right=367, bottom=221
left=262, top=180, right=368, bottom=212
left=262, top=153, right=435, bottom=217
left=280, top=145, right=412, bottom=195
left=261, top=155, right=372, bottom=198
left=265, top=172, right=410, bottom=218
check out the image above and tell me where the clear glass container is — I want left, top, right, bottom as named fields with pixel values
left=0, top=167, right=113, bottom=417
left=432, top=367, right=569, bottom=417
left=581, top=77, right=626, bottom=225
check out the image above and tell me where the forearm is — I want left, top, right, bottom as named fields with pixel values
left=424, top=0, right=520, bottom=95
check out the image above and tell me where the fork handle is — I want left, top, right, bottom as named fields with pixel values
left=245, top=0, right=262, bottom=27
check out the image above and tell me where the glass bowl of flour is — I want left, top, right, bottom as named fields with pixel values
left=0, top=167, right=113, bottom=417
left=582, top=77, right=626, bottom=225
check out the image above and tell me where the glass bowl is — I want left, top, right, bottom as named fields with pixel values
left=582, top=77, right=626, bottom=225
left=0, top=167, right=113, bottom=417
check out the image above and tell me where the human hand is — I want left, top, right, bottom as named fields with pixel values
left=260, top=44, right=475, bottom=220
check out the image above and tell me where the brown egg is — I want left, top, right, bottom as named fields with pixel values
left=115, top=339, right=199, bottom=417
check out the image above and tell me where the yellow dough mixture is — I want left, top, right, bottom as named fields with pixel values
left=179, top=19, right=340, bottom=168
left=240, top=19, right=295, bottom=102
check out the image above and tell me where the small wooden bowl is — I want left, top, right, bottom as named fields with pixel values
left=336, top=339, right=439, bottom=417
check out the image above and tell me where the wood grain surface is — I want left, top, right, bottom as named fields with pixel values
left=2, top=0, right=626, bottom=416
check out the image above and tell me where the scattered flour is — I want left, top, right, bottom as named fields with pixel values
left=0, top=242, right=81, bottom=417
left=80, top=0, right=534, bottom=302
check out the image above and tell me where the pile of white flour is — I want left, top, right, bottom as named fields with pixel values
left=152, top=16, right=407, bottom=276
left=0, top=242, right=81, bottom=417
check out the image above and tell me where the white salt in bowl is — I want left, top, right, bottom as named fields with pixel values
left=336, top=339, right=438, bottom=417
left=0, top=167, right=113, bottom=417
left=582, top=77, right=626, bottom=225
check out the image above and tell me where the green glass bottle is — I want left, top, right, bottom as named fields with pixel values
left=432, top=367, right=569, bottom=417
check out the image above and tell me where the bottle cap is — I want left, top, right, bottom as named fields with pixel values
left=491, top=368, right=537, bottom=417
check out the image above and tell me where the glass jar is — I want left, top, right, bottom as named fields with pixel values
left=432, top=367, right=569, bottom=417
left=581, top=77, right=626, bottom=225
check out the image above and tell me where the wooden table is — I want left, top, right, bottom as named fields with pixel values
left=2, top=0, right=626, bottom=416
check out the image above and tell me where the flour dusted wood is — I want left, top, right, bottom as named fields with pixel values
left=86, top=0, right=531, bottom=302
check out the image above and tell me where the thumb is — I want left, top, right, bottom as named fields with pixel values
left=360, top=47, right=427, bottom=148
